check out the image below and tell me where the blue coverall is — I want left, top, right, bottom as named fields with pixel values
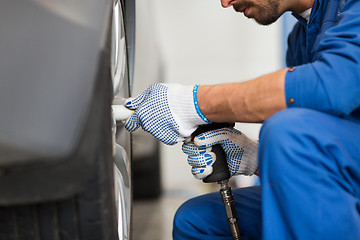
left=173, top=0, right=360, bottom=239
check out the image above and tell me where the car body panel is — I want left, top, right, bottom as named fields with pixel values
left=0, top=0, right=159, bottom=238
left=0, top=0, right=111, bottom=166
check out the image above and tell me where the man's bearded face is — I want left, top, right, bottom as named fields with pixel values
left=232, top=0, right=282, bottom=25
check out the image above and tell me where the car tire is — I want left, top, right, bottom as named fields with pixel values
left=0, top=17, right=120, bottom=240
left=133, top=141, right=161, bottom=200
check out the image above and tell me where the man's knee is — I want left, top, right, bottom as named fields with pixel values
left=173, top=188, right=262, bottom=240
left=173, top=194, right=217, bottom=238
left=173, top=198, right=195, bottom=231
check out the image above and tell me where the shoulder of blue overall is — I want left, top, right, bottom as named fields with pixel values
left=285, top=0, right=360, bottom=123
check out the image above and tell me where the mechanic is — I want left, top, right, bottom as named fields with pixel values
left=125, top=0, right=360, bottom=239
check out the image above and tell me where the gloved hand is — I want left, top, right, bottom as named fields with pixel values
left=182, top=127, right=258, bottom=180
left=125, top=83, right=210, bottom=145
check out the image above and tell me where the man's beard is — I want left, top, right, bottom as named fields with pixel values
left=233, top=0, right=281, bottom=25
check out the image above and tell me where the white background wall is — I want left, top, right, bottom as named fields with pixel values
left=139, top=0, right=284, bottom=191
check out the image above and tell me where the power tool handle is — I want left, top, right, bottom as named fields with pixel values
left=191, top=123, right=232, bottom=183
left=203, top=144, right=230, bottom=183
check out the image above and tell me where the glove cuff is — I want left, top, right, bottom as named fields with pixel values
left=193, top=85, right=210, bottom=124
left=167, top=84, right=209, bottom=140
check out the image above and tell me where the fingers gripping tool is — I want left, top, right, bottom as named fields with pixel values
left=192, top=124, right=242, bottom=240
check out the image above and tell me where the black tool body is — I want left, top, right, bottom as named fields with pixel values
left=192, top=123, right=242, bottom=240
left=191, top=123, right=231, bottom=183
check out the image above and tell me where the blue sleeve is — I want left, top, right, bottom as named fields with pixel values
left=285, top=0, right=360, bottom=116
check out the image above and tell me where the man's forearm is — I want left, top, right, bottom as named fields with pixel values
left=197, top=68, right=288, bottom=123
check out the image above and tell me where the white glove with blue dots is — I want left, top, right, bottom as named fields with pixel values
left=182, top=127, right=258, bottom=180
left=125, top=83, right=209, bottom=145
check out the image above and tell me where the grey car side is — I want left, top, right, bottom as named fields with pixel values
left=0, top=0, right=132, bottom=239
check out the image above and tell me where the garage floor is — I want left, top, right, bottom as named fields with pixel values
left=133, top=181, right=217, bottom=240
left=132, top=193, right=187, bottom=240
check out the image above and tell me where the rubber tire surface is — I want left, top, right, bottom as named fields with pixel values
left=0, top=28, right=118, bottom=240
left=133, top=142, right=161, bottom=200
